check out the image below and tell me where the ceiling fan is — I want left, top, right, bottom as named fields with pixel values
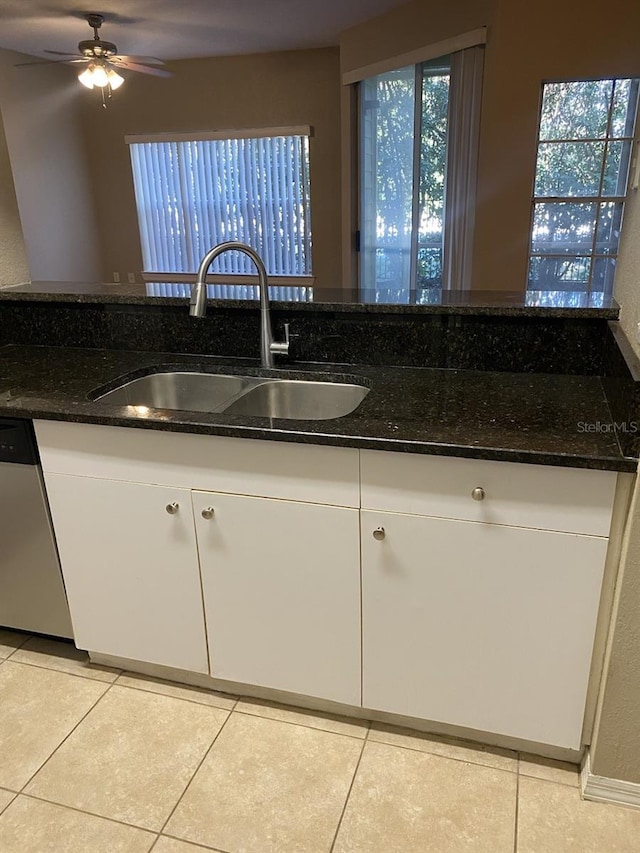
left=16, top=13, right=172, bottom=105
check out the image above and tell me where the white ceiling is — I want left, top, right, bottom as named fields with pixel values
left=0, top=0, right=409, bottom=61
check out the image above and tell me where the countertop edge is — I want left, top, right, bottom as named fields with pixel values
left=8, top=406, right=636, bottom=474
left=0, top=288, right=621, bottom=319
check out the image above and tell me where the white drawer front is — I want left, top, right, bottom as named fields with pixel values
left=360, top=450, right=617, bottom=536
left=34, top=421, right=360, bottom=508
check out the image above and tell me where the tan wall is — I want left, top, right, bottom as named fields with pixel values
left=0, top=106, right=28, bottom=285
left=612, top=189, right=640, bottom=360
left=82, top=47, right=342, bottom=291
left=341, top=0, right=640, bottom=290
left=475, top=0, right=640, bottom=290
left=589, top=188, right=640, bottom=784
left=340, top=0, right=495, bottom=77
left=0, top=49, right=101, bottom=282
left=590, top=472, right=640, bottom=784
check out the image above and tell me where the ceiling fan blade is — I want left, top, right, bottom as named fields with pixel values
left=43, top=50, right=82, bottom=57
left=111, top=54, right=165, bottom=66
left=114, top=60, right=173, bottom=78
left=14, top=58, right=88, bottom=67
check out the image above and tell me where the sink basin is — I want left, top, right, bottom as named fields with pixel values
left=92, top=371, right=369, bottom=420
left=93, top=372, right=264, bottom=414
left=223, top=380, right=369, bottom=420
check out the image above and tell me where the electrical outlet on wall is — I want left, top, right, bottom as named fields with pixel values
left=113, top=272, right=120, bottom=283
left=127, top=273, right=136, bottom=284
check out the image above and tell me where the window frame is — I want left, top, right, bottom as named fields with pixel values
left=126, top=126, right=314, bottom=282
left=527, top=77, right=640, bottom=298
left=355, top=45, right=484, bottom=303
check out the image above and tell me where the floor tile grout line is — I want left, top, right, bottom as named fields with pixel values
left=1, top=656, right=122, bottom=684
left=366, top=736, right=518, bottom=774
left=17, top=679, right=117, bottom=795
left=156, top=706, right=235, bottom=839
left=516, top=750, right=580, bottom=788
left=146, top=832, right=161, bottom=852
left=329, top=733, right=368, bottom=853
left=517, top=773, right=581, bottom=790
left=1, top=632, right=33, bottom=661
left=18, top=790, right=160, bottom=835
left=112, top=675, right=239, bottom=711
left=0, top=790, right=17, bottom=818
left=158, top=830, right=233, bottom=852
left=231, top=708, right=369, bottom=741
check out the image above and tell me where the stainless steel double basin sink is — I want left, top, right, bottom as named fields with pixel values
left=92, top=371, right=369, bottom=421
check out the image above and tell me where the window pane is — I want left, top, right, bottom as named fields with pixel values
left=539, top=80, right=613, bottom=141
left=534, top=142, right=604, bottom=196
left=129, top=136, right=311, bottom=276
left=360, top=66, right=415, bottom=300
left=611, top=79, right=639, bottom=137
left=603, top=140, right=633, bottom=195
left=595, top=202, right=624, bottom=254
left=526, top=290, right=604, bottom=308
left=417, top=245, right=443, bottom=290
left=591, top=257, right=617, bottom=292
left=417, top=66, right=450, bottom=291
left=528, top=255, right=592, bottom=289
left=530, top=77, right=639, bottom=296
left=531, top=202, right=597, bottom=254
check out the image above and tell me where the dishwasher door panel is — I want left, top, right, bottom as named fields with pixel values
left=0, top=462, right=73, bottom=637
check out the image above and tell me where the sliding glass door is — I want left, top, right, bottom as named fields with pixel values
left=359, top=48, right=483, bottom=303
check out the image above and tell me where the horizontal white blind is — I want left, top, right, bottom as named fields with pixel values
left=125, top=126, right=312, bottom=144
left=144, top=282, right=313, bottom=302
left=129, top=134, right=312, bottom=276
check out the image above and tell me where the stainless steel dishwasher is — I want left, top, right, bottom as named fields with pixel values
left=0, top=418, right=73, bottom=638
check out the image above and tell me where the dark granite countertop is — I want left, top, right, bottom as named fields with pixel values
left=0, top=345, right=634, bottom=472
left=0, top=281, right=620, bottom=319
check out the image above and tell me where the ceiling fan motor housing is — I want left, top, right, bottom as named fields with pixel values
left=78, top=38, right=117, bottom=57
left=80, top=13, right=116, bottom=57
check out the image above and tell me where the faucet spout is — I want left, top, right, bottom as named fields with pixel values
left=189, top=241, right=289, bottom=369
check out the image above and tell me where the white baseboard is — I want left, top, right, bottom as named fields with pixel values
left=581, top=752, right=640, bottom=810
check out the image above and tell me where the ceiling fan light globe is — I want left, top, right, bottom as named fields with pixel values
left=90, top=63, right=109, bottom=87
left=78, top=67, right=94, bottom=89
left=107, top=69, right=124, bottom=90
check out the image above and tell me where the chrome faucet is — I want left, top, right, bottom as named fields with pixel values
left=189, top=241, right=290, bottom=369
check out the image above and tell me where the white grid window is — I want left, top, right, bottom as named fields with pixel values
left=128, top=133, right=312, bottom=277
left=528, top=78, right=640, bottom=296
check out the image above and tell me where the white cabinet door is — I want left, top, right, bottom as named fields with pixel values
left=193, top=491, right=361, bottom=705
left=361, top=510, right=608, bottom=749
left=44, top=473, right=209, bottom=673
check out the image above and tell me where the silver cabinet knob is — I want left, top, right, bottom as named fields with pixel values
left=373, top=527, right=386, bottom=541
left=471, top=487, right=485, bottom=501
left=201, top=507, right=215, bottom=520
left=166, top=502, right=179, bottom=515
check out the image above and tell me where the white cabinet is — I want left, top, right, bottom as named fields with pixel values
left=192, top=491, right=361, bottom=705
left=44, top=474, right=209, bottom=673
left=361, top=509, right=609, bottom=749
left=38, top=426, right=362, bottom=703
left=36, top=421, right=619, bottom=752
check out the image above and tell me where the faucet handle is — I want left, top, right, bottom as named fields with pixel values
left=269, top=322, right=290, bottom=357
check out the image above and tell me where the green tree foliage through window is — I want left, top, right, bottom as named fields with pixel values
left=360, top=60, right=450, bottom=302
left=528, top=79, right=639, bottom=297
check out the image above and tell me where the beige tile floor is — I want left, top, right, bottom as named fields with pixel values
left=1, top=631, right=639, bottom=852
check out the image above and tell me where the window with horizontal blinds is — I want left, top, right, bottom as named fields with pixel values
left=144, top=282, right=313, bottom=302
left=128, top=133, right=312, bottom=277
